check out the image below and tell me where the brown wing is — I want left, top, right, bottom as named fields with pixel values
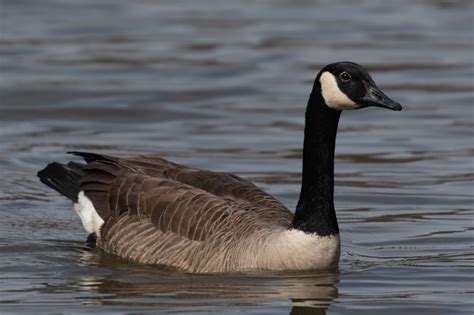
left=121, top=154, right=292, bottom=224
left=72, top=152, right=293, bottom=245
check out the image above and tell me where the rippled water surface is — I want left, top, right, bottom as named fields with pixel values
left=1, top=0, right=473, bottom=314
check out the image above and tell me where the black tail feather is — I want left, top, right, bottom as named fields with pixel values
left=68, top=151, right=113, bottom=163
left=66, top=160, right=85, bottom=170
left=37, top=162, right=84, bottom=202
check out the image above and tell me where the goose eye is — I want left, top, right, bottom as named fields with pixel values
left=340, top=72, right=351, bottom=82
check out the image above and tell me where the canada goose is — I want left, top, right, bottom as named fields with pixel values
left=38, top=61, right=402, bottom=273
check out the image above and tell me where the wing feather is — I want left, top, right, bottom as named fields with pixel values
left=71, top=152, right=293, bottom=266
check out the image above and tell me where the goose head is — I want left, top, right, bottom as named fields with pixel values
left=317, top=61, right=402, bottom=111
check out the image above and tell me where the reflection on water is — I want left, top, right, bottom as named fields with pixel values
left=6, top=243, right=338, bottom=314
left=0, top=0, right=473, bottom=314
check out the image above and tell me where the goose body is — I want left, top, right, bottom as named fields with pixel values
left=38, top=62, right=401, bottom=273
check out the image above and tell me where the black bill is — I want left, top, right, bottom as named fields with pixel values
left=361, top=85, right=402, bottom=111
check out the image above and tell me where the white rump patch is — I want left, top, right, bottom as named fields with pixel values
left=319, top=71, right=358, bottom=110
left=74, top=191, right=104, bottom=235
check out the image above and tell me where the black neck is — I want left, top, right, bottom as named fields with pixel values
left=292, top=81, right=341, bottom=236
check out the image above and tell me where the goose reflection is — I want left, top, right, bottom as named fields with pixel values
left=74, top=248, right=339, bottom=314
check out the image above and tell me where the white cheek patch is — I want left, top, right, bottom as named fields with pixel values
left=74, top=191, right=104, bottom=235
left=319, top=72, right=359, bottom=110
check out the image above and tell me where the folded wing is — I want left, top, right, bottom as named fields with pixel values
left=70, top=152, right=293, bottom=269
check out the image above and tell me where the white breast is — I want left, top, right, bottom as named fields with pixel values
left=237, top=229, right=341, bottom=271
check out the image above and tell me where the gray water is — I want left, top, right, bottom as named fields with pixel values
left=0, top=0, right=473, bottom=314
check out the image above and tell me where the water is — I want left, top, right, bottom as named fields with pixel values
left=0, top=0, right=473, bottom=314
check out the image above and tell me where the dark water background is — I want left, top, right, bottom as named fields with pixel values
left=0, top=0, right=473, bottom=314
